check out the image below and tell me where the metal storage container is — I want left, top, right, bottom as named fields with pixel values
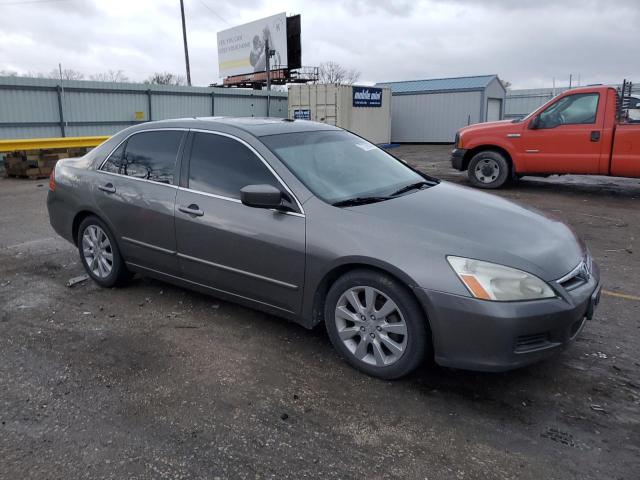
left=287, top=84, right=392, bottom=144
left=375, top=75, right=506, bottom=143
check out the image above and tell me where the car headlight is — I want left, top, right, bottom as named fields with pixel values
left=447, top=256, right=555, bottom=301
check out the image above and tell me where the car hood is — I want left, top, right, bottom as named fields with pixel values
left=346, top=182, right=584, bottom=281
left=459, top=120, right=516, bottom=135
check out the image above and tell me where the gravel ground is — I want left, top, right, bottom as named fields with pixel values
left=1, top=144, right=639, bottom=479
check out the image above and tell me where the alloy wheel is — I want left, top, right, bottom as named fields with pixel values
left=82, top=225, right=114, bottom=279
left=334, top=286, right=408, bottom=367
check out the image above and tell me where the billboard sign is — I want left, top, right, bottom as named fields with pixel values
left=217, top=13, right=288, bottom=78
left=353, top=86, right=383, bottom=107
left=293, top=109, right=311, bottom=120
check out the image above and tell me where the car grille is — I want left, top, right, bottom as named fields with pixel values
left=557, top=254, right=593, bottom=291
left=559, top=274, right=588, bottom=291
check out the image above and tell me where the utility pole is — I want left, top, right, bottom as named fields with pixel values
left=265, top=38, right=272, bottom=91
left=264, top=38, right=275, bottom=117
left=58, top=63, right=67, bottom=137
left=179, top=0, right=191, bottom=86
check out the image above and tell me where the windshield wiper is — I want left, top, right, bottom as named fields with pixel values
left=332, top=196, right=392, bottom=207
left=390, top=181, right=431, bottom=197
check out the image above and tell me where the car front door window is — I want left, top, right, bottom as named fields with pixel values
left=538, top=93, right=599, bottom=129
left=188, top=132, right=281, bottom=198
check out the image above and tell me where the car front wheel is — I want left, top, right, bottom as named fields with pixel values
left=325, top=270, right=429, bottom=379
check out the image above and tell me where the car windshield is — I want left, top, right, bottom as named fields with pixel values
left=261, top=130, right=432, bottom=205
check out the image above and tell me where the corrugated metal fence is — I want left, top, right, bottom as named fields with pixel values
left=504, top=88, right=569, bottom=119
left=0, top=76, right=288, bottom=139
left=505, top=84, right=640, bottom=119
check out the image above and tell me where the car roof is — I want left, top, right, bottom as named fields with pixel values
left=131, top=117, right=340, bottom=138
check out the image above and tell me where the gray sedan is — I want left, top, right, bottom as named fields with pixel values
left=47, top=118, right=601, bottom=379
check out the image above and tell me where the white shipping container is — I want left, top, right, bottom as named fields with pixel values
left=287, top=84, right=392, bottom=144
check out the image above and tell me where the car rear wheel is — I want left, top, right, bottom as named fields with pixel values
left=324, top=269, right=429, bottom=379
left=467, top=150, right=510, bottom=189
left=77, top=216, right=131, bottom=287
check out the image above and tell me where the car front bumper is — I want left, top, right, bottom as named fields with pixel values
left=451, top=148, right=467, bottom=170
left=413, top=272, right=601, bottom=372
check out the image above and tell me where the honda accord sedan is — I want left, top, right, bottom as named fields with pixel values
left=47, top=118, right=601, bottom=379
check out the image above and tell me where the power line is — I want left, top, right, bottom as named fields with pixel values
left=197, top=0, right=231, bottom=26
left=0, top=0, right=72, bottom=6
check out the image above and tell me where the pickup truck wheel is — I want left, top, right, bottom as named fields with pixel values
left=467, top=151, right=509, bottom=189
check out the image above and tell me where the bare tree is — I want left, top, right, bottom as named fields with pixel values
left=90, top=70, right=130, bottom=83
left=49, top=68, right=85, bottom=81
left=317, top=61, right=361, bottom=85
left=500, top=79, right=512, bottom=89
left=24, top=71, right=47, bottom=78
left=1, top=70, right=57, bottom=79
left=144, top=72, right=186, bottom=86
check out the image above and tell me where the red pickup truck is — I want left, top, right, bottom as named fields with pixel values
left=451, top=83, right=640, bottom=188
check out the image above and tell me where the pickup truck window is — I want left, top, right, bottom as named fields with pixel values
left=538, top=93, right=599, bottom=129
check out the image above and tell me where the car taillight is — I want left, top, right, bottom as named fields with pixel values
left=48, top=167, right=56, bottom=191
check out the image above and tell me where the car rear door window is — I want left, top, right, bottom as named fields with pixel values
left=188, top=132, right=279, bottom=199
left=101, top=130, right=183, bottom=184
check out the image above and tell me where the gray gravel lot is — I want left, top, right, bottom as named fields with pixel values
left=1, top=144, right=639, bottom=479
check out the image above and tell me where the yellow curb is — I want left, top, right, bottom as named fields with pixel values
left=601, top=289, right=640, bottom=301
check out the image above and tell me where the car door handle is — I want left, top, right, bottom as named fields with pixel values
left=590, top=131, right=601, bottom=142
left=178, top=204, right=204, bottom=216
left=98, top=183, right=116, bottom=193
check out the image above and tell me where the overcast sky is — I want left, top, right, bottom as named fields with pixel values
left=1, top=0, right=638, bottom=89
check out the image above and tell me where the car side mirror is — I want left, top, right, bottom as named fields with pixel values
left=529, top=115, right=540, bottom=130
left=240, top=184, right=283, bottom=209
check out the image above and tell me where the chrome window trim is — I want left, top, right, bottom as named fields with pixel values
left=177, top=186, right=242, bottom=204
left=97, top=169, right=179, bottom=188
left=97, top=127, right=189, bottom=174
left=95, top=126, right=306, bottom=216
left=177, top=186, right=305, bottom=218
left=189, top=128, right=305, bottom=215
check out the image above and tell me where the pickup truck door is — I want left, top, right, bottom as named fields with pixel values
left=521, top=92, right=607, bottom=174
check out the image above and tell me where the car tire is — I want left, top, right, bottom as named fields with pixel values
left=467, top=150, right=510, bottom=189
left=77, top=215, right=132, bottom=288
left=324, top=269, right=429, bottom=379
